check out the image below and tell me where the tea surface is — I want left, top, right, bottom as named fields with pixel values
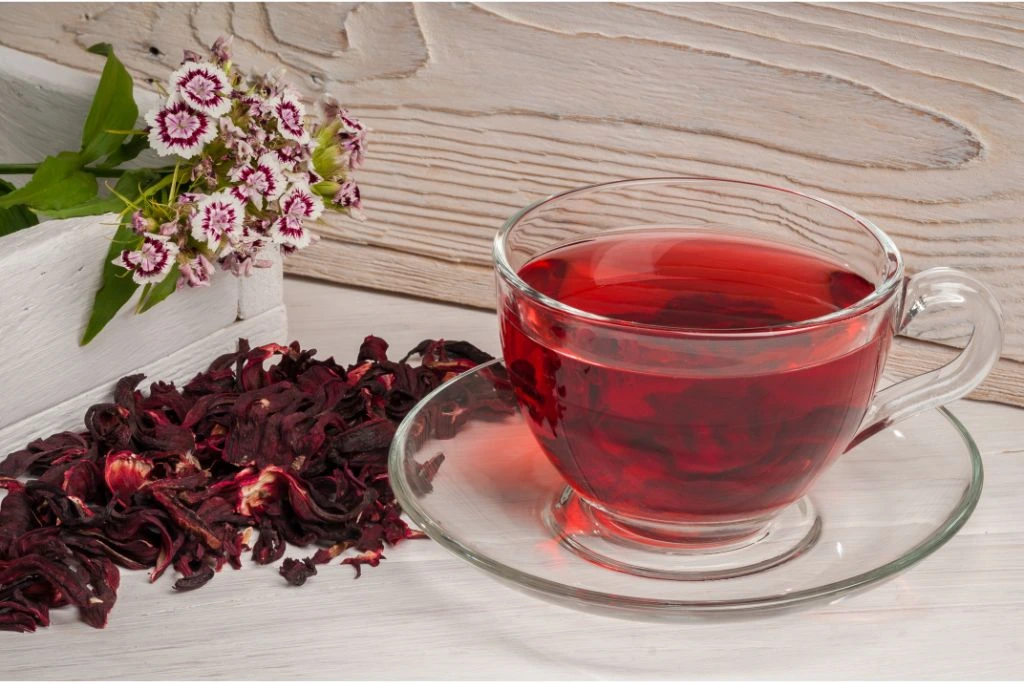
left=515, top=230, right=873, bottom=329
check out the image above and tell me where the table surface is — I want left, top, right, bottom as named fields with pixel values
left=7, top=277, right=1024, bottom=680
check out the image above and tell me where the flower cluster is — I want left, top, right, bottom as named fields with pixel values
left=117, top=36, right=366, bottom=287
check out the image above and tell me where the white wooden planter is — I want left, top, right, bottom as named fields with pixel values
left=0, top=214, right=287, bottom=454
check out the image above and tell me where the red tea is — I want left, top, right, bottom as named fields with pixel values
left=501, top=230, right=887, bottom=522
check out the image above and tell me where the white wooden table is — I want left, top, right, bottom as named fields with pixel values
left=6, top=277, right=1024, bottom=680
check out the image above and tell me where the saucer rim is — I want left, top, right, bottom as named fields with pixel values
left=389, top=359, right=984, bottom=614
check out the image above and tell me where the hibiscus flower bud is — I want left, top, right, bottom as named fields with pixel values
left=104, top=451, right=153, bottom=503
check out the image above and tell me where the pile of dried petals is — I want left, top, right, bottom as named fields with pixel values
left=0, top=336, right=494, bottom=632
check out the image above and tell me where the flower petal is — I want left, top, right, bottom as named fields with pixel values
left=191, top=191, right=246, bottom=251
left=145, top=101, right=216, bottom=159
left=112, top=235, right=180, bottom=285
left=269, top=216, right=312, bottom=250
left=170, top=62, right=231, bottom=117
left=269, top=95, right=309, bottom=144
left=230, top=154, right=286, bottom=206
left=280, top=184, right=324, bottom=223
left=332, top=180, right=361, bottom=210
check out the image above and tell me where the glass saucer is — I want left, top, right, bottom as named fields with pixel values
left=389, top=360, right=983, bottom=619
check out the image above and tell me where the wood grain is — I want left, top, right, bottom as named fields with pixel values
left=3, top=278, right=1023, bottom=680
left=1, top=3, right=1022, bottom=401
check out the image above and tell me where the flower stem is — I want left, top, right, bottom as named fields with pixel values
left=0, top=162, right=126, bottom=178
left=135, top=283, right=153, bottom=314
left=168, top=160, right=182, bottom=205
left=139, top=172, right=175, bottom=200
left=85, top=167, right=129, bottom=178
left=0, top=163, right=177, bottom=178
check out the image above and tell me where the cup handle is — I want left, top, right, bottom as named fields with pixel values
left=851, top=267, right=1004, bottom=448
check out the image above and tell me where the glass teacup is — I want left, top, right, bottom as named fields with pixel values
left=495, top=178, right=1002, bottom=579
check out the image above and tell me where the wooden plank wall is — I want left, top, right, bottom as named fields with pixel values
left=1, top=3, right=1022, bottom=404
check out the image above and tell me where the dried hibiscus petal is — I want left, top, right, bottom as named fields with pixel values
left=251, top=520, right=286, bottom=565
left=402, top=339, right=495, bottom=366
left=336, top=419, right=396, bottom=453
left=357, top=336, right=390, bottom=363
left=341, top=549, right=384, bottom=578
left=77, top=554, right=120, bottom=628
left=173, top=564, right=215, bottom=592
left=0, top=432, right=90, bottom=478
left=279, top=557, right=317, bottom=586
left=61, top=459, right=102, bottom=501
left=0, top=336, right=490, bottom=632
left=85, top=403, right=133, bottom=449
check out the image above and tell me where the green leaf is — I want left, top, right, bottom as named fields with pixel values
left=96, top=134, right=149, bottom=169
left=0, top=178, right=39, bottom=236
left=42, top=197, right=124, bottom=219
left=137, top=263, right=180, bottom=313
left=87, top=43, right=114, bottom=57
left=81, top=222, right=142, bottom=345
left=42, top=170, right=160, bottom=219
left=80, top=46, right=138, bottom=165
left=0, top=153, right=97, bottom=211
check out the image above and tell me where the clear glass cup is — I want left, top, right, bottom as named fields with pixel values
left=494, top=177, right=1003, bottom=579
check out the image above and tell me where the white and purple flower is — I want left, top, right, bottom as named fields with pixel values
left=130, top=210, right=154, bottom=235
left=191, top=191, right=245, bottom=251
left=179, top=253, right=215, bottom=288
left=158, top=220, right=180, bottom=236
left=145, top=100, right=216, bottom=158
left=321, top=99, right=367, bottom=169
left=219, top=117, right=256, bottom=163
left=344, top=135, right=366, bottom=169
left=269, top=95, right=309, bottom=144
left=337, top=108, right=366, bottom=137
left=218, top=115, right=245, bottom=141
left=114, top=235, right=179, bottom=285
left=269, top=184, right=323, bottom=249
left=234, top=92, right=266, bottom=118
left=273, top=143, right=306, bottom=171
left=170, top=62, right=231, bottom=117
left=84, top=35, right=372, bottom=344
left=332, top=180, right=361, bottom=210
left=229, top=154, right=286, bottom=208
left=281, top=184, right=324, bottom=222
left=220, top=248, right=273, bottom=277
left=210, top=35, right=233, bottom=66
